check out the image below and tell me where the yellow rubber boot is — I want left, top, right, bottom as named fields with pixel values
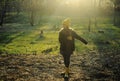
left=65, top=67, right=69, bottom=77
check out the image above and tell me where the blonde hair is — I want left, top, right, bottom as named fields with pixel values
left=62, top=18, right=71, bottom=27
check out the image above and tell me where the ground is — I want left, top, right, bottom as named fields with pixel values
left=0, top=49, right=119, bottom=81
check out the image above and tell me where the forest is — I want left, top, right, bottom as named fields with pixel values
left=0, top=0, right=120, bottom=81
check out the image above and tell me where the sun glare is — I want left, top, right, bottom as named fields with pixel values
left=65, top=0, right=79, bottom=5
left=64, top=0, right=89, bottom=7
left=54, top=0, right=94, bottom=16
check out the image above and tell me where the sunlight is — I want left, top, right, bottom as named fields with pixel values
left=64, top=0, right=92, bottom=7
left=65, top=0, right=80, bottom=6
left=53, top=0, right=93, bottom=17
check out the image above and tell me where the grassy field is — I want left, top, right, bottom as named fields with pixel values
left=0, top=16, right=120, bottom=55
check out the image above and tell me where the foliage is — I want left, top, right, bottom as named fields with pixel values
left=0, top=0, right=120, bottom=26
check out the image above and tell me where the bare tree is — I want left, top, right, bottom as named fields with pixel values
left=0, top=0, right=8, bottom=27
left=110, top=0, right=120, bottom=25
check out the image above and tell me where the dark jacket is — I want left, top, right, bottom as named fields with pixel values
left=59, top=28, right=87, bottom=55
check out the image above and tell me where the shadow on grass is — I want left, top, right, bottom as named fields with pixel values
left=0, top=23, right=44, bottom=44
left=89, top=26, right=120, bottom=80
left=0, top=32, right=25, bottom=44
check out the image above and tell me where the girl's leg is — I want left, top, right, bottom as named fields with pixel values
left=63, top=53, right=71, bottom=67
left=63, top=54, right=71, bottom=77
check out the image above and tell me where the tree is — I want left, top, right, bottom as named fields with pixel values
left=0, top=0, right=8, bottom=27
left=110, top=0, right=120, bottom=25
left=22, top=0, right=57, bottom=26
left=0, top=0, right=23, bottom=26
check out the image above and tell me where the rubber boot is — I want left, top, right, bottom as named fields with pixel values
left=64, top=67, right=69, bottom=77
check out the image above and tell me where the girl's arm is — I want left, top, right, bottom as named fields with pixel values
left=72, top=31, right=88, bottom=44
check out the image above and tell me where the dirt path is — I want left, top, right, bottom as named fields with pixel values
left=0, top=51, right=119, bottom=81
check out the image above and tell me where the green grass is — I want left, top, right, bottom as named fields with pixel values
left=0, top=23, right=60, bottom=54
left=0, top=16, right=120, bottom=55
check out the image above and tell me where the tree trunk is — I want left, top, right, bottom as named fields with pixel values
left=30, top=11, right=34, bottom=26
left=113, top=7, right=116, bottom=26
left=0, top=0, right=7, bottom=27
left=16, top=6, right=20, bottom=15
left=113, top=13, right=116, bottom=26
left=95, top=17, right=97, bottom=27
left=88, top=18, right=91, bottom=32
left=94, top=0, right=97, bottom=27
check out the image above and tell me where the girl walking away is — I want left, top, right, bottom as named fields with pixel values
left=59, top=18, right=88, bottom=77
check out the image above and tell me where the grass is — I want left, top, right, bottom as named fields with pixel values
left=0, top=16, right=120, bottom=55
left=0, top=23, right=59, bottom=54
